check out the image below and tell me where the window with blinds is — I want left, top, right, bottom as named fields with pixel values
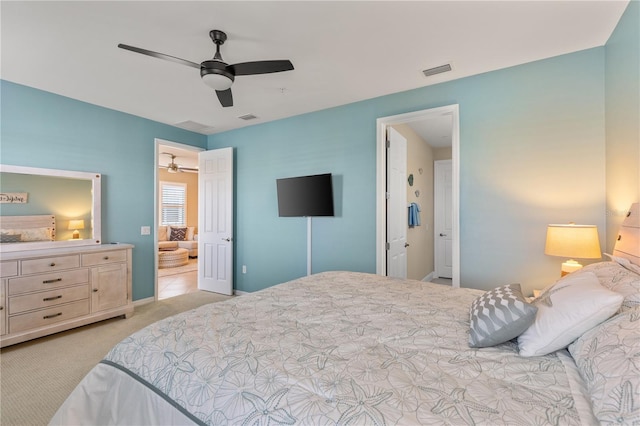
left=160, top=182, right=187, bottom=226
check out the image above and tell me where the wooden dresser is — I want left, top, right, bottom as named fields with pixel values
left=0, top=244, right=133, bottom=348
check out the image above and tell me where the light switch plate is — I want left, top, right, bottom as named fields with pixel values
left=141, top=226, right=151, bottom=235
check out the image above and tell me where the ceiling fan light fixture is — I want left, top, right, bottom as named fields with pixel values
left=201, top=60, right=234, bottom=91
left=202, top=73, right=234, bottom=91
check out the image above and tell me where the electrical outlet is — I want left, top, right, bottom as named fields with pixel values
left=141, top=226, right=151, bottom=235
left=242, top=265, right=247, bottom=274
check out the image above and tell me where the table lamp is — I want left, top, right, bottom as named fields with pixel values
left=68, top=219, right=85, bottom=239
left=545, top=223, right=601, bottom=276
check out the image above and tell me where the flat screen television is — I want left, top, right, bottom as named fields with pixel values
left=276, top=173, right=334, bottom=217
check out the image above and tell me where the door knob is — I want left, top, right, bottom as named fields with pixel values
left=222, top=237, right=232, bottom=242
left=440, top=233, right=447, bottom=237
left=404, top=243, right=410, bottom=247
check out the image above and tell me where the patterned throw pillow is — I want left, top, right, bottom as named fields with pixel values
left=169, top=227, right=187, bottom=241
left=468, top=283, right=538, bottom=348
left=568, top=309, right=640, bottom=424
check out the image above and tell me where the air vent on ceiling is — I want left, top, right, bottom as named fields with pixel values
left=422, top=63, right=452, bottom=77
left=173, top=121, right=216, bottom=135
left=238, top=114, right=258, bottom=121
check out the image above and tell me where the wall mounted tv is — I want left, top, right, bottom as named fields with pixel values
left=276, top=173, right=334, bottom=217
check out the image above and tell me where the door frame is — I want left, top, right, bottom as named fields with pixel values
left=154, top=138, right=205, bottom=301
left=375, top=104, right=460, bottom=287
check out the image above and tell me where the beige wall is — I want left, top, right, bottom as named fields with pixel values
left=158, top=169, right=198, bottom=231
left=433, top=147, right=452, bottom=161
left=392, top=124, right=435, bottom=281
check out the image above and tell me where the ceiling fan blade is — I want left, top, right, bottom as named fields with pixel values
left=118, top=44, right=201, bottom=69
left=216, top=88, right=233, bottom=107
left=228, top=60, right=294, bottom=76
left=179, top=167, right=199, bottom=173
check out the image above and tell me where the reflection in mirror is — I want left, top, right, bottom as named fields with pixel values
left=0, top=165, right=101, bottom=252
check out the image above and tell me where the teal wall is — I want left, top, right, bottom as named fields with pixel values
left=210, top=48, right=607, bottom=294
left=0, top=81, right=207, bottom=300
left=2, top=4, right=636, bottom=298
left=605, top=0, right=640, bottom=252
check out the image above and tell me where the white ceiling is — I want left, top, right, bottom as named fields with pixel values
left=1, top=1, right=628, bottom=139
left=158, top=144, right=201, bottom=170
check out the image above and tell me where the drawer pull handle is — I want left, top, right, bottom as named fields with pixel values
left=50, top=262, right=56, bottom=267
left=43, top=278, right=62, bottom=284
left=43, top=312, right=62, bottom=320
left=43, top=295, right=63, bottom=302
left=92, top=288, right=98, bottom=293
left=103, top=256, right=109, bottom=260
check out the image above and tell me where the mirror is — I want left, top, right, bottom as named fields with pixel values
left=0, top=165, right=101, bottom=252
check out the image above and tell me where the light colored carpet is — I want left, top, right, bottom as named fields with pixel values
left=157, top=257, right=198, bottom=277
left=0, top=290, right=232, bottom=426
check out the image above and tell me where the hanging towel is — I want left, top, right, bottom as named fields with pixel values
left=408, top=202, right=421, bottom=227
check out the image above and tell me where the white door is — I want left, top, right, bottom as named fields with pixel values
left=434, top=160, right=453, bottom=278
left=386, top=127, right=408, bottom=278
left=198, top=147, right=234, bottom=295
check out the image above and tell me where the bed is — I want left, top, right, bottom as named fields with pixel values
left=50, top=207, right=640, bottom=425
left=0, top=214, right=56, bottom=243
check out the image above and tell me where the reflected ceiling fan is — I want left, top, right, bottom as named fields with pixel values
left=118, top=29, right=294, bottom=107
left=161, top=153, right=198, bottom=174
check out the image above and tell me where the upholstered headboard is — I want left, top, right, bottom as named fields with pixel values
left=0, top=215, right=56, bottom=242
left=613, top=203, right=639, bottom=266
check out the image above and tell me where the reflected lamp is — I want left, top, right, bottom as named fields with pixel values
left=68, top=219, right=85, bottom=239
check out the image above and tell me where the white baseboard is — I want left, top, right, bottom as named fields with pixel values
left=234, top=290, right=249, bottom=296
left=133, top=296, right=155, bottom=307
left=422, top=271, right=435, bottom=282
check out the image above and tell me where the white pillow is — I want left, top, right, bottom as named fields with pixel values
left=158, top=226, right=168, bottom=241
left=517, top=272, right=623, bottom=357
left=603, top=252, right=640, bottom=275
left=186, top=227, right=195, bottom=241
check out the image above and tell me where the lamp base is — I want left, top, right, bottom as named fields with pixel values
left=561, top=259, right=583, bottom=276
left=72, top=230, right=80, bottom=239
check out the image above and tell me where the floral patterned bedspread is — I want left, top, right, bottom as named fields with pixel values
left=103, top=271, right=592, bottom=425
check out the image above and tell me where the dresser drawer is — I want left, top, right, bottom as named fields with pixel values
left=21, top=255, right=80, bottom=275
left=8, top=269, right=89, bottom=296
left=9, top=299, right=90, bottom=333
left=82, top=250, right=127, bottom=266
left=1, top=261, right=18, bottom=278
left=9, top=285, right=89, bottom=315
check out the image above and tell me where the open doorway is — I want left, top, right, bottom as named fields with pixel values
left=154, top=139, right=204, bottom=300
left=375, top=105, right=460, bottom=287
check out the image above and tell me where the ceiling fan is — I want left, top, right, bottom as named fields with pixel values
left=118, top=30, right=294, bottom=108
left=160, top=153, right=198, bottom=174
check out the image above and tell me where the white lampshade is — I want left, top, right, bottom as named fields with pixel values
left=68, top=219, right=85, bottom=230
left=202, top=73, right=233, bottom=91
left=545, top=224, right=601, bottom=275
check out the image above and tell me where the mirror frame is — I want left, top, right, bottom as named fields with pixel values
left=0, top=164, right=101, bottom=252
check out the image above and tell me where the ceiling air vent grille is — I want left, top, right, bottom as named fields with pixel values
left=422, top=63, right=452, bottom=77
left=173, top=121, right=216, bottom=135
left=238, top=114, right=258, bottom=121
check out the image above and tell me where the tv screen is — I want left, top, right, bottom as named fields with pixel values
left=276, top=173, right=334, bottom=217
